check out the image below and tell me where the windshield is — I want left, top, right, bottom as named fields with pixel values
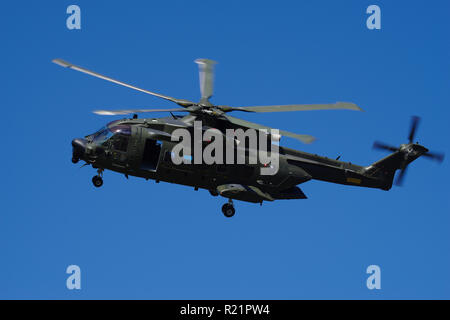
left=92, top=125, right=131, bottom=145
left=92, top=127, right=112, bottom=144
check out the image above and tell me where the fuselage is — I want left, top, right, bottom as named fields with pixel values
left=72, top=115, right=393, bottom=203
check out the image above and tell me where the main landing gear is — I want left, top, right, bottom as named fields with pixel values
left=221, top=199, right=235, bottom=218
left=92, top=169, right=104, bottom=188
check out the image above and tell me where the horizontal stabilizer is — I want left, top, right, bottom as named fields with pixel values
left=271, top=186, right=308, bottom=200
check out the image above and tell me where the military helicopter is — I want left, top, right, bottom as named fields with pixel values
left=53, top=58, right=444, bottom=217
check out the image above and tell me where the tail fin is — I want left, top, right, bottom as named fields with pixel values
left=364, top=151, right=404, bottom=190
left=365, top=142, right=441, bottom=189
left=367, top=116, right=444, bottom=188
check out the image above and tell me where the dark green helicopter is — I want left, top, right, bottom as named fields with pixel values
left=53, top=58, right=444, bottom=217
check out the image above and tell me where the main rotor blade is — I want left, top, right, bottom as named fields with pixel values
left=373, top=141, right=399, bottom=152
left=93, top=108, right=188, bottom=115
left=422, top=151, right=445, bottom=163
left=195, top=59, right=217, bottom=104
left=223, top=115, right=315, bottom=144
left=408, top=116, right=420, bottom=143
left=52, top=59, right=195, bottom=107
left=224, top=102, right=362, bottom=113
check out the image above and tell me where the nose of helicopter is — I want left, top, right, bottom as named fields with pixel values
left=71, top=138, right=87, bottom=163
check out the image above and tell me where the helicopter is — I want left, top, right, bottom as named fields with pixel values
left=53, top=58, right=444, bottom=217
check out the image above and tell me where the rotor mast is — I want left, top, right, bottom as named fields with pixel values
left=195, top=58, right=217, bottom=106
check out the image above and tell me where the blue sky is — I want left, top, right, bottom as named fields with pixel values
left=1, top=0, right=449, bottom=299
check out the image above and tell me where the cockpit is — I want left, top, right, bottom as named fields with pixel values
left=73, top=121, right=132, bottom=165
left=89, top=122, right=131, bottom=150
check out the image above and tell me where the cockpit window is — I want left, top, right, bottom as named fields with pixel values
left=91, top=126, right=106, bottom=138
left=92, top=127, right=111, bottom=145
left=109, top=125, right=131, bottom=136
left=91, top=124, right=131, bottom=145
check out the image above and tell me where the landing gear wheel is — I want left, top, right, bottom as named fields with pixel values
left=92, top=175, right=103, bottom=188
left=72, top=157, right=79, bottom=164
left=222, top=203, right=235, bottom=218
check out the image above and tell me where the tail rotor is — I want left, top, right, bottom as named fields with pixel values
left=373, top=116, right=444, bottom=186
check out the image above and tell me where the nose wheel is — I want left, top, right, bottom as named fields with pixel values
left=92, top=169, right=104, bottom=188
left=221, top=199, right=235, bottom=218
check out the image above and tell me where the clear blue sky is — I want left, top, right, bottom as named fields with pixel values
left=1, top=0, right=449, bottom=299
